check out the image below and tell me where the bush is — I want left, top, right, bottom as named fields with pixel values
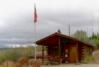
left=81, top=55, right=95, bottom=64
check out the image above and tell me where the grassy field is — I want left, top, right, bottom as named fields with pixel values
left=0, top=48, right=99, bottom=67
left=0, top=46, right=44, bottom=63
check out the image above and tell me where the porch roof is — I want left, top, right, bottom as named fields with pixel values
left=36, top=32, right=93, bottom=47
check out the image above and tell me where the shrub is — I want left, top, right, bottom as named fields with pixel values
left=81, top=55, right=95, bottom=64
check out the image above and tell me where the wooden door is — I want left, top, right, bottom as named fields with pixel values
left=69, top=45, right=78, bottom=63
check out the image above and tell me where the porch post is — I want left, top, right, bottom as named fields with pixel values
left=58, top=36, right=61, bottom=63
left=76, top=42, right=79, bottom=63
left=42, top=46, right=44, bottom=64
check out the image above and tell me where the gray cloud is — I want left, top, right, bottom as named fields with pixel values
left=0, top=11, right=95, bottom=39
left=0, top=0, right=99, bottom=47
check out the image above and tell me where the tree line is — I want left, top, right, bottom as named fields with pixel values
left=73, top=30, right=99, bottom=48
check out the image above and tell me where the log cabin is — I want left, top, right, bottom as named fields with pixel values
left=36, top=30, right=94, bottom=63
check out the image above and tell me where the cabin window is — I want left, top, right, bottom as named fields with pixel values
left=89, top=48, right=92, bottom=55
left=65, top=54, right=68, bottom=57
left=65, top=49, right=68, bottom=57
left=65, top=49, right=68, bottom=53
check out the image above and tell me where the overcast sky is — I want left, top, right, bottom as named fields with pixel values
left=0, top=0, right=99, bottom=47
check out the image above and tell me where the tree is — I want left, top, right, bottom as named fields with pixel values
left=89, top=33, right=99, bottom=48
left=73, top=30, right=89, bottom=42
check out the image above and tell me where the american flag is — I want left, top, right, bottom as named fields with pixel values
left=34, top=4, right=37, bottom=23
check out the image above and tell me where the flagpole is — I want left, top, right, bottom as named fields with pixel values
left=34, top=22, right=37, bottom=61
left=68, top=24, right=71, bottom=36
left=33, top=3, right=37, bottom=61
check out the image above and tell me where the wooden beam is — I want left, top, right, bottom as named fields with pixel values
left=42, top=46, right=44, bottom=64
left=58, top=36, right=61, bottom=63
left=76, top=42, right=79, bottom=63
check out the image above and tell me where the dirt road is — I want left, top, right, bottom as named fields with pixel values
left=42, top=64, right=99, bottom=67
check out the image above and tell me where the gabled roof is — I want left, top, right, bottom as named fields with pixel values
left=36, top=32, right=93, bottom=47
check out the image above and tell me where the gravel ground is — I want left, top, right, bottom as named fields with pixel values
left=42, top=64, right=99, bottom=67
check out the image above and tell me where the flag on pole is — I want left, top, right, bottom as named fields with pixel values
left=33, top=4, right=37, bottom=61
left=34, top=4, right=37, bottom=23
